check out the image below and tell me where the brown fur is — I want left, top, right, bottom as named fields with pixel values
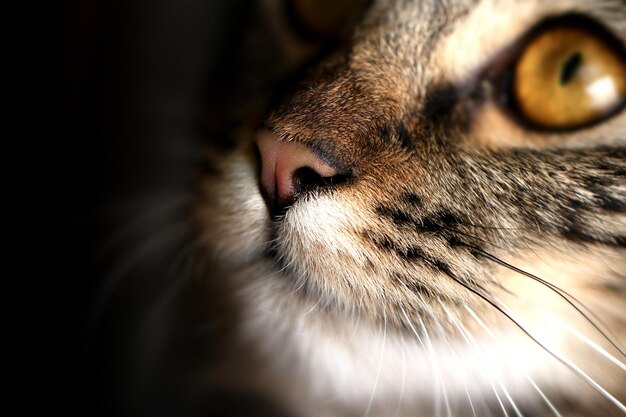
left=195, top=1, right=626, bottom=416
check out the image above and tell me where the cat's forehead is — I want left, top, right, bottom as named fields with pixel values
left=335, top=0, right=626, bottom=122
left=364, top=0, right=625, bottom=32
left=358, top=0, right=626, bottom=83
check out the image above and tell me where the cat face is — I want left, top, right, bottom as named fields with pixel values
left=197, top=0, right=625, bottom=415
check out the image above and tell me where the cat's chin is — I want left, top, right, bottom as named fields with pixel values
left=230, top=258, right=579, bottom=417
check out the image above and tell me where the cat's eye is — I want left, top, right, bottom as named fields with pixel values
left=512, top=21, right=626, bottom=130
left=286, top=0, right=369, bottom=38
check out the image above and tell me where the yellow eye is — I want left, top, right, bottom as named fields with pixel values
left=514, top=25, right=626, bottom=130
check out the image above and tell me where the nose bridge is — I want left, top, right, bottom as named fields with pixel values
left=264, top=0, right=450, bottom=166
left=267, top=55, right=403, bottom=162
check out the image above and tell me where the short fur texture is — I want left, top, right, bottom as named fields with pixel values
left=196, top=1, right=626, bottom=416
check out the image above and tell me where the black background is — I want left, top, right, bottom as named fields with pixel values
left=37, top=0, right=334, bottom=414
left=46, top=1, right=249, bottom=415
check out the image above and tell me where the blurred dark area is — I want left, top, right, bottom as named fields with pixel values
left=45, top=0, right=364, bottom=414
left=49, top=0, right=306, bottom=415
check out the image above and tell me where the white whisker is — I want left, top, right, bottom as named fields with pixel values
left=445, top=307, right=510, bottom=417
left=489, top=300, right=626, bottom=414
left=550, top=316, right=626, bottom=373
left=419, top=317, right=450, bottom=417
left=431, top=320, right=455, bottom=417
left=401, top=308, right=441, bottom=416
left=364, top=308, right=387, bottom=417
left=288, top=269, right=309, bottom=296
left=401, top=308, right=426, bottom=348
left=503, top=284, right=626, bottom=372
left=437, top=303, right=476, bottom=417
left=367, top=316, right=384, bottom=365
left=348, top=297, right=363, bottom=343
left=462, top=307, right=523, bottom=417
left=302, top=296, right=323, bottom=317
left=527, top=377, right=563, bottom=417
left=458, top=305, right=563, bottom=417
left=435, top=305, right=477, bottom=417
left=89, top=219, right=191, bottom=337
left=477, top=250, right=625, bottom=358
left=394, top=341, right=407, bottom=417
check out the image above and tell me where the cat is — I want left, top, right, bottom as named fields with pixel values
left=193, top=0, right=626, bottom=416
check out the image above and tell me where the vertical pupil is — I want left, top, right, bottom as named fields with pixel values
left=560, top=51, right=583, bottom=85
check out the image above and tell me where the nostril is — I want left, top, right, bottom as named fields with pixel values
left=255, top=129, right=350, bottom=214
left=292, top=167, right=324, bottom=195
left=292, top=167, right=351, bottom=196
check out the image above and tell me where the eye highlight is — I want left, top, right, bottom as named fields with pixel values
left=512, top=21, right=626, bottom=130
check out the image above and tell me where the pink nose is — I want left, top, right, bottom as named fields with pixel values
left=255, top=129, right=341, bottom=212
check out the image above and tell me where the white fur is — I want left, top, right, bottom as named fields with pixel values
left=236, top=267, right=583, bottom=417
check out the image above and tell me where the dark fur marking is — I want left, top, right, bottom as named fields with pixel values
left=417, top=211, right=463, bottom=234
left=430, top=258, right=452, bottom=275
left=417, top=217, right=442, bottom=234
left=596, top=195, right=626, bottom=212
left=595, top=161, right=626, bottom=177
left=377, top=206, right=471, bottom=247
left=565, top=186, right=625, bottom=214
left=377, top=205, right=462, bottom=228
left=395, top=244, right=453, bottom=275
left=377, top=122, right=414, bottom=149
left=561, top=225, right=626, bottom=249
left=371, top=234, right=396, bottom=253
left=448, top=235, right=484, bottom=256
left=407, top=247, right=453, bottom=275
left=583, top=175, right=615, bottom=189
left=433, top=210, right=462, bottom=226
left=446, top=235, right=468, bottom=249
left=391, top=273, right=432, bottom=298
left=422, top=84, right=459, bottom=123
left=395, top=122, right=413, bottom=149
left=581, top=176, right=626, bottom=213
left=402, top=245, right=426, bottom=260
left=401, top=192, right=423, bottom=207
left=378, top=125, right=393, bottom=145
left=565, top=197, right=587, bottom=211
left=376, top=205, right=414, bottom=226
left=370, top=234, right=424, bottom=261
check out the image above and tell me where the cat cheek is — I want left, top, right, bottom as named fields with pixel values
left=196, top=151, right=271, bottom=263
